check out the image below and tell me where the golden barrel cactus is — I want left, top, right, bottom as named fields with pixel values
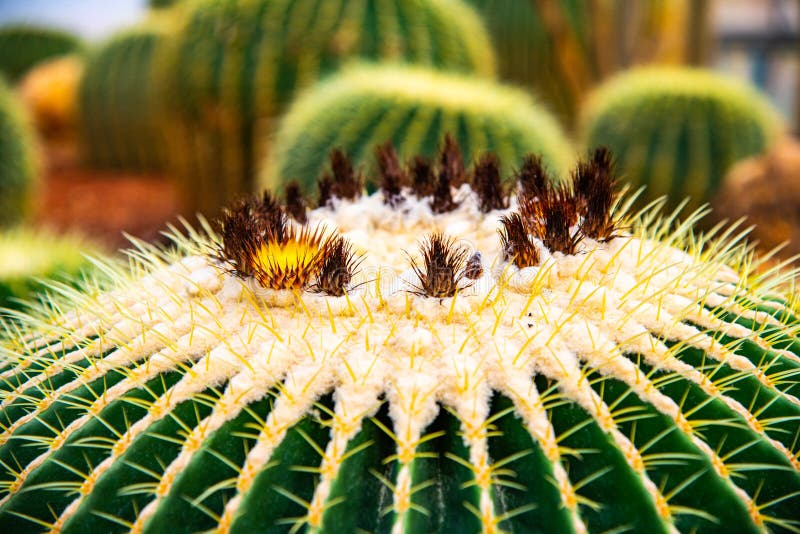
left=0, top=143, right=798, bottom=533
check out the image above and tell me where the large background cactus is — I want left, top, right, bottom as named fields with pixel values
left=581, top=67, right=784, bottom=213
left=262, top=63, right=573, bottom=192
left=157, top=0, right=496, bottom=218
left=78, top=23, right=171, bottom=171
left=0, top=145, right=798, bottom=532
left=0, top=25, right=83, bottom=83
left=464, top=0, right=688, bottom=128
left=0, top=77, right=38, bottom=228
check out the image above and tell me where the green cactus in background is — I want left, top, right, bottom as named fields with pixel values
left=464, top=0, right=689, bottom=128
left=0, top=77, right=37, bottom=228
left=149, top=0, right=181, bottom=8
left=0, top=25, right=83, bottom=83
left=0, top=229, right=106, bottom=312
left=158, top=0, right=496, bottom=218
left=0, top=145, right=798, bottom=533
left=263, top=64, right=573, bottom=192
left=78, top=23, right=172, bottom=172
left=581, top=67, right=784, bottom=213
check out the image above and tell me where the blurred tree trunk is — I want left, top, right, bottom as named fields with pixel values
left=529, top=0, right=690, bottom=114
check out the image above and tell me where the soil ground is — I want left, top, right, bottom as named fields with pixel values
left=32, top=140, right=182, bottom=252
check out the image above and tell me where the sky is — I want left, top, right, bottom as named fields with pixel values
left=0, top=0, right=145, bottom=41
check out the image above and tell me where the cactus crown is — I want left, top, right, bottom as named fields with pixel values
left=1, top=141, right=799, bottom=533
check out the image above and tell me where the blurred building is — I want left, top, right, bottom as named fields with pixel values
left=713, top=0, right=800, bottom=131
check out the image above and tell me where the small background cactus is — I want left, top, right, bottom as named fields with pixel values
left=0, top=77, right=38, bottom=228
left=581, top=66, right=784, bottom=213
left=0, top=228, right=105, bottom=312
left=262, top=63, right=574, bottom=193
left=18, top=55, right=83, bottom=141
left=0, top=25, right=83, bottom=83
left=78, top=23, right=172, bottom=172
left=156, top=0, right=497, bottom=218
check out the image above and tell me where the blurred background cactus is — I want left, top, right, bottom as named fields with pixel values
left=464, top=0, right=694, bottom=129
left=18, top=54, right=83, bottom=141
left=0, top=77, right=37, bottom=228
left=581, top=66, right=785, bottom=213
left=157, top=0, right=496, bottom=218
left=0, top=228, right=104, bottom=312
left=78, top=22, right=171, bottom=171
left=0, top=25, right=83, bottom=82
left=149, top=0, right=182, bottom=9
left=264, top=63, right=573, bottom=193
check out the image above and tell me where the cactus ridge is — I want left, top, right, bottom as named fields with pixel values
left=1, top=145, right=799, bottom=533
left=78, top=24, right=170, bottom=171
left=581, top=67, right=784, bottom=212
left=263, top=63, right=574, bottom=194
left=158, top=0, right=496, bottom=217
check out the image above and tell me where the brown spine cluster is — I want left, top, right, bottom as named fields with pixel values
left=376, top=142, right=405, bottom=207
left=502, top=146, right=619, bottom=266
left=472, top=153, right=508, bottom=213
left=316, top=149, right=364, bottom=207
left=216, top=192, right=359, bottom=294
left=284, top=180, right=307, bottom=223
left=439, top=134, right=468, bottom=187
left=309, top=236, right=363, bottom=297
left=576, top=147, right=618, bottom=241
left=515, top=154, right=549, bottom=199
left=408, top=232, right=471, bottom=298
left=499, top=212, right=540, bottom=268
left=410, top=156, right=436, bottom=198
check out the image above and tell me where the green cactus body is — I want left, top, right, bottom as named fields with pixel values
left=158, top=0, right=496, bottom=217
left=464, top=0, right=688, bottom=128
left=581, top=67, right=784, bottom=213
left=0, top=78, right=37, bottom=227
left=0, top=25, right=83, bottom=83
left=0, top=229, right=104, bottom=312
left=78, top=23, right=171, bottom=171
left=1, top=146, right=799, bottom=533
left=262, top=64, right=573, bottom=192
